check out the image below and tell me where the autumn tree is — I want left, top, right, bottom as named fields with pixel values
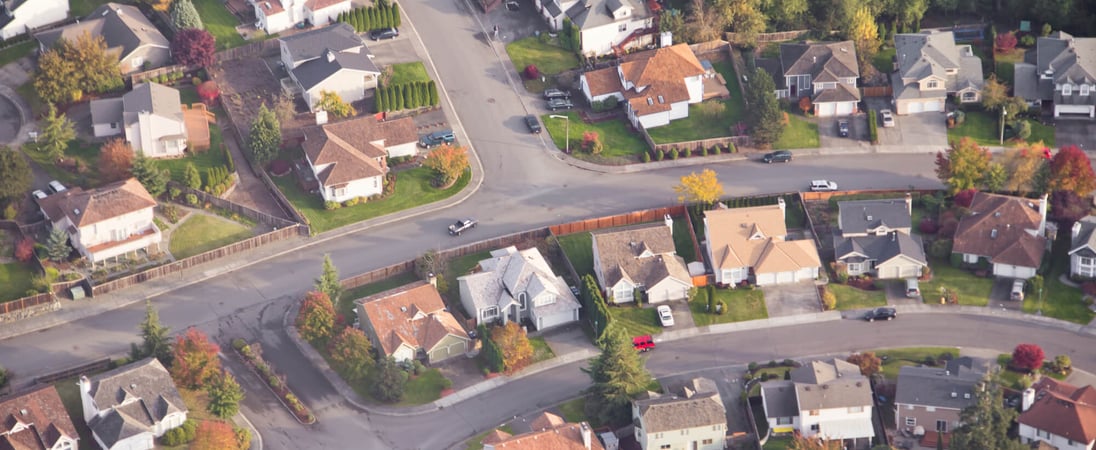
left=327, top=327, right=374, bottom=380
left=798, top=96, right=812, bottom=115
left=492, top=322, right=534, bottom=374
left=1049, top=190, right=1089, bottom=225
left=1001, top=143, right=1049, bottom=194
left=316, top=91, right=357, bottom=119
left=981, top=75, right=1009, bottom=111
left=314, top=254, right=343, bottom=305
left=1047, top=145, right=1096, bottom=196
left=191, top=420, right=239, bottom=450
left=847, top=7, right=881, bottom=70
left=584, top=326, right=653, bottom=426
left=171, top=327, right=222, bottom=389
left=34, top=33, right=122, bottom=104
left=172, top=28, right=216, bottom=68
left=995, top=31, right=1017, bottom=52
left=951, top=374, right=1027, bottom=450
left=206, top=370, right=245, bottom=419
left=846, top=352, right=882, bottom=377
left=100, top=138, right=134, bottom=182
left=746, top=68, right=785, bottom=146
left=297, top=291, right=336, bottom=343
left=423, top=144, right=469, bottom=188
left=683, top=0, right=727, bottom=43
left=983, top=162, right=1007, bottom=192
left=936, top=137, right=991, bottom=194
left=1011, top=343, right=1045, bottom=372
left=725, top=0, right=766, bottom=48
left=581, top=131, right=603, bottom=154
left=0, top=145, right=31, bottom=202
left=373, top=356, right=408, bottom=403
left=197, top=81, right=220, bottom=105
left=169, top=0, right=204, bottom=30
left=39, top=104, right=76, bottom=161
left=248, top=103, right=281, bottom=165
left=130, top=152, right=170, bottom=196
left=33, top=46, right=77, bottom=104
left=143, top=0, right=173, bottom=12
left=673, top=169, right=724, bottom=208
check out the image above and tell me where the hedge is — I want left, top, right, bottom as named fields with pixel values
left=337, top=3, right=403, bottom=32
left=374, top=81, right=439, bottom=112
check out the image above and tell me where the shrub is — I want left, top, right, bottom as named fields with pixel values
left=524, top=64, right=540, bottom=80
left=655, top=149, right=664, bottom=161
left=641, top=152, right=651, bottom=163
left=867, top=109, right=879, bottom=144
left=747, top=362, right=759, bottom=372
left=14, top=238, right=33, bottom=262
left=185, top=193, right=198, bottom=206
left=603, top=96, right=619, bottom=110
left=821, top=288, right=837, bottom=310
left=938, top=218, right=959, bottom=238
left=181, top=419, right=198, bottom=442
left=995, top=31, right=1017, bottom=52
left=1020, top=34, right=1035, bottom=47
left=716, top=300, right=726, bottom=315
left=1012, top=343, right=1045, bottom=371
left=2, top=204, right=15, bottom=220
left=343, top=197, right=361, bottom=207
left=324, top=201, right=340, bottom=210
left=232, top=339, right=248, bottom=351
left=929, top=239, right=952, bottom=259
left=918, top=218, right=939, bottom=234
left=669, top=148, right=679, bottom=160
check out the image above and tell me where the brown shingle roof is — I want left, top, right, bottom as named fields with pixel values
left=1019, top=378, right=1096, bottom=444
left=302, top=116, right=415, bottom=188
left=357, top=281, right=469, bottom=357
left=489, top=421, right=603, bottom=450
left=592, top=224, right=690, bottom=289
left=38, top=178, right=156, bottom=228
left=583, top=67, right=624, bottom=97
left=0, top=385, right=78, bottom=450
left=615, top=44, right=705, bottom=117
left=529, top=412, right=566, bottom=431
left=952, top=192, right=1046, bottom=268
left=705, top=204, right=821, bottom=274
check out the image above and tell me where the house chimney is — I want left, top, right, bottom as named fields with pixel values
left=427, top=272, right=437, bottom=288
left=581, top=423, right=592, bottom=449
left=1039, top=193, right=1049, bottom=235
left=664, top=214, right=672, bottom=230
left=778, top=197, right=786, bottom=217
left=78, top=376, right=96, bottom=422
left=1022, top=387, right=1036, bottom=412
left=905, top=193, right=912, bottom=215
left=325, top=50, right=335, bottom=63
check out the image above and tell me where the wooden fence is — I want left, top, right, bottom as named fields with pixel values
left=648, top=135, right=750, bottom=155
left=799, top=188, right=931, bottom=202
left=130, top=64, right=195, bottom=85
left=34, top=358, right=112, bottom=385
left=726, top=29, right=809, bottom=44
left=862, top=86, right=894, bottom=98
left=0, top=293, right=53, bottom=315
left=550, top=205, right=686, bottom=235
left=689, top=40, right=729, bottom=57
left=169, top=182, right=300, bottom=230
left=215, top=39, right=280, bottom=63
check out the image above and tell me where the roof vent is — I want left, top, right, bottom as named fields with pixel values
left=74, top=208, right=81, bottom=215
left=866, top=215, right=873, bottom=221
left=19, top=409, right=27, bottom=416
left=951, top=392, right=957, bottom=398
left=812, top=56, right=817, bottom=63
left=991, top=229, right=998, bottom=238
left=964, top=393, right=971, bottom=399
left=130, top=383, right=137, bottom=389
left=400, top=306, right=407, bottom=312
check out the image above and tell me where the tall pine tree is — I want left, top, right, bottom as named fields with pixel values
left=583, top=326, right=652, bottom=426
left=950, top=374, right=1027, bottom=450
left=314, top=254, right=343, bottom=305
left=137, top=300, right=173, bottom=366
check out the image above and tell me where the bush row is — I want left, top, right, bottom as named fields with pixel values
left=204, top=165, right=233, bottom=197
left=337, top=3, right=402, bottom=32
left=232, top=339, right=315, bottom=423
left=867, top=108, right=879, bottom=144
left=641, top=144, right=736, bottom=163
left=375, top=81, right=439, bottom=112
left=580, top=274, right=612, bottom=342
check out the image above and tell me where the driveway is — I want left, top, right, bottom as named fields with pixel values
left=366, top=36, right=424, bottom=66
left=863, top=97, right=947, bottom=148
left=818, top=115, right=869, bottom=147
left=988, top=277, right=1024, bottom=312
left=661, top=299, right=696, bottom=329
left=1055, top=119, right=1096, bottom=151
left=761, top=281, right=821, bottom=317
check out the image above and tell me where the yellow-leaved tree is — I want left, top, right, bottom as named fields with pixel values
left=673, top=168, right=724, bottom=208
left=847, top=7, right=880, bottom=72
left=423, top=144, right=469, bottom=188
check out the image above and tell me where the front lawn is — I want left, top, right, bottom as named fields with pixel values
left=1023, top=236, right=1096, bottom=324
left=873, top=47, right=896, bottom=74
left=192, top=0, right=247, bottom=50
left=608, top=305, right=662, bottom=337
left=529, top=336, right=556, bottom=363
left=155, top=127, right=229, bottom=183
left=169, top=214, right=253, bottom=259
left=873, top=347, right=960, bottom=380
left=0, top=41, right=35, bottom=67
left=70, top=0, right=112, bottom=16
left=55, top=376, right=100, bottom=450
left=947, top=108, right=1056, bottom=147
left=827, top=284, right=887, bottom=310
left=558, top=397, right=588, bottom=424
left=400, top=368, right=451, bottom=406
left=273, top=167, right=471, bottom=233
left=0, top=261, right=37, bottom=302
left=646, top=101, right=738, bottom=144
left=505, top=37, right=580, bottom=76
left=23, top=139, right=102, bottom=188
left=558, top=232, right=594, bottom=277
left=540, top=112, right=649, bottom=162
left=919, top=258, right=993, bottom=306
left=672, top=218, right=697, bottom=263
left=773, top=114, right=820, bottom=149
left=388, top=62, right=431, bottom=84
left=689, top=287, right=767, bottom=326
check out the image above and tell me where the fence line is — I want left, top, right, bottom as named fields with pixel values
left=34, top=358, right=113, bottom=385
left=861, top=86, right=893, bottom=98
left=689, top=40, right=729, bottom=57
left=130, top=64, right=196, bottom=85
left=549, top=205, right=685, bottom=235
left=652, top=135, right=749, bottom=154
left=169, top=182, right=300, bottom=230
left=214, top=39, right=280, bottom=63
left=726, top=29, right=809, bottom=44
left=0, top=293, right=54, bottom=316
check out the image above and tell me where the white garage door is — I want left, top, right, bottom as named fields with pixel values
left=924, top=101, right=942, bottom=112
left=836, top=102, right=855, bottom=116
left=775, top=271, right=794, bottom=284
left=756, top=273, right=776, bottom=286
left=816, top=102, right=836, bottom=117
left=907, top=101, right=924, bottom=114
left=536, top=311, right=575, bottom=330
left=1057, top=105, right=1095, bottom=116
left=994, top=264, right=1017, bottom=278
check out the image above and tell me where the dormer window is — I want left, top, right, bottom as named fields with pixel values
left=1063, top=84, right=1072, bottom=95
left=1082, top=85, right=1090, bottom=96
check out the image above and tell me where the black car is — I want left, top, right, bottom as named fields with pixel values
left=864, top=307, right=897, bottom=322
left=838, top=119, right=850, bottom=137
left=762, top=150, right=792, bottom=163
left=546, top=98, right=574, bottom=111
left=448, top=218, right=477, bottom=236
left=524, top=115, right=542, bottom=134
left=419, top=129, right=455, bottom=148
left=543, top=88, right=571, bottom=100
left=369, top=27, right=399, bottom=40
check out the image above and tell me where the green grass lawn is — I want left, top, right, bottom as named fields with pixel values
left=16, top=81, right=43, bottom=118
left=558, top=232, right=594, bottom=277
left=948, top=108, right=1056, bottom=147
left=339, top=272, right=420, bottom=318
left=996, top=61, right=1016, bottom=86
left=274, top=167, right=471, bottom=233
left=23, top=139, right=102, bottom=188
left=529, top=336, right=556, bottom=363
left=690, top=287, right=767, bottom=326
left=608, top=305, right=662, bottom=337
left=0, top=262, right=37, bottom=302
left=399, top=368, right=451, bottom=406
left=541, top=112, right=649, bottom=162
left=443, top=250, right=492, bottom=300
left=388, top=62, right=431, bottom=84
left=1022, top=236, right=1096, bottom=324
left=646, top=100, right=739, bottom=144
left=0, top=41, right=35, bottom=67
left=672, top=218, right=697, bottom=263
left=155, top=127, right=229, bottom=183
left=505, top=37, right=580, bottom=76
left=828, top=284, right=887, bottom=310
left=465, top=425, right=514, bottom=450
left=873, top=47, right=896, bottom=74
left=711, top=60, right=746, bottom=125
left=70, top=0, right=113, bottom=17
left=920, top=258, right=993, bottom=306
left=558, top=397, right=587, bottom=423
left=773, top=114, right=820, bottom=150
left=1028, top=121, right=1055, bottom=147
left=873, top=347, right=960, bottom=380
left=168, top=214, right=253, bottom=259
left=192, top=0, right=247, bottom=50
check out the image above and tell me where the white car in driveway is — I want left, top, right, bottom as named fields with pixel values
left=657, top=305, right=674, bottom=327
left=880, top=109, right=896, bottom=128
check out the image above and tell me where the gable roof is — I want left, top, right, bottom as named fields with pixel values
left=790, top=359, right=873, bottom=410
left=834, top=232, right=926, bottom=267
left=0, top=385, right=79, bottom=450
left=292, top=48, right=380, bottom=91
left=302, top=116, right=416, bottom=188
left=487, top=420, right=603, bottom=450
left=84, top=358, right=186, bottom=448
left=838, top=198, right=911, bottom=234
left=779, top=41, right=859, bottom=82
left=38, top=178, right=157, bottom=228
left=35, top=3, right=168, bottom=62
left=563, top=0, right=648, bottom=31
left=582, top=66, right=625, bottom=98
left=592, top=224, right=690, bottom=289
left=894, top=358, right=988, bottom=410
left=1019, top=378, right=1096, bottom=444
left=634, top=378, right=725, bottom=433
left=896, top=31, right=962, bottom=81
left=281, top=23, right=364, bottom=64
left=705, top=204, right=821, bottom=274
left=457, top=246, right=581, bottom=319
left=952, top=192, right=1046, bottom=268
left=761, top=380, right=799, bottom=418
left=1037, top=31, right=1096, bottom=87
left=357, top=281, right=469, bottom=357
left=1071, top=216, right=1096, bottom=258
left=92, top=82, right=184, bottom=131
left=617, top=44, right=706, bottom=116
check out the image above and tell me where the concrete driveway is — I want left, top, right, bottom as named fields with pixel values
left=661, top=299, right=696, bottom=329
left=366, top=35, right=424, bottom=66
left=864, top=97, right=947, bottom=147
left=988, top=277, right=1024, bottom=312
left=818, top=115, right=869, bottom=147
left=761, top=281, right=821, bottom=317
left=1055, top=119, right=1096, bottom=151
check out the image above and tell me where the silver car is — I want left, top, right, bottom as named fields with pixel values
left=880, top=109, right=896, bottom=128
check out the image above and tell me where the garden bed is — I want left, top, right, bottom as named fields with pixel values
left=233, top=340, right=316, bottom=424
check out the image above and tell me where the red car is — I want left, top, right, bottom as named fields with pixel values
left=633, top=335, right=655, bottom=352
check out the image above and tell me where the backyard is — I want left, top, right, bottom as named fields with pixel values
left=540, top=112, right=649, bottom=163
left=155, top=127, right=230, bottom=183
left=993, top=48, right=1026, bottom=86
left=645, top=60, right=746, bottom=144
left=0, top=261, right=36, bottom=302
left=689, top=287, right=767, bottom=325
left=772, top=113, right=820, bottom=150
left=558, top=232, right=594, bottom=277
left=947, top=108, right=1055, bottom=147
left=873, top=347, right=960, bottom=380
left=827, top=284, right=887, bottom=310
left=872, top=47, right=897, bottom=74
left=671, top=218, right=697, bottom=263
left=168, top=214, right=254, bottom=259
left=23, top=139, right=102, bottom=189
left=193, top=0, right=248, bottom=50
left=505, top=37, right=580, bottom=78
left=919, top=258, right=993, bottom=306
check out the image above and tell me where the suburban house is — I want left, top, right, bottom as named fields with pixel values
left=253, top=0, right=352, bottom=35
left=591, top=221, right=692, bottom=304
left=91, top=82, right=190, bottom=158
left=894, top=357, right=990, bottom=444
left=38, top=178, right=161, bottom=265
left=1070, top=216, right=1096, bottom=278
left=356, top=280, right=471, bottom=364
left=534, top=0, right=654, bottom=57
left=833, top=197, right=927, bottom=279
left=632, top=377, right=727, bottom=450
left=891, top=30, right=984, bottom=115
left=1014, top=31, right=1096, bottom=118
left=704, top=199, right=822, bottom=286
left=279, top=23, right=380, bottom=112
left=951, top=192, right=1048, bottom=279
left=579, top=44, right=707, bottom=129
left=757, top=41, right=861, bottom=117
left=482, top=411, right=604, bottom=450
left=35, top=3, right=170, bottom=74
left=0, top=0, right=69, bottom=40
left=457, top=246, right=582, bottom=331
left=78, top=358, right=187, bottom=450
left=301, top=115, right=417, bottom=203
left=760, top=359, right=875, bottom=445
left=1018, top=377, right=1096, bottom=450
left=0, top=385, right=80, bottom=450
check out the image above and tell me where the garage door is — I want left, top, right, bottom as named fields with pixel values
left=907, top=101, right=924, bottom=114
left=836, top=102, right=855, bottom=116
left=1057, top=105, right=1095, bottom=116
left=994, top=264, right=1017, bottom=278
left=756, top=273, right=776, bottom=286
left=775, top=271, right=794, bottom=284
left=537, top=311, right=574, bottom=330
left=816, top=102, right=836, bottom=117
left=924, top=101, right=942, bottom=112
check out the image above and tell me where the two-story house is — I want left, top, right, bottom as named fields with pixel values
left=1023, top=31, right=1096, bottom=118
left=356, top=279, right=471, bottom=364
left=536, top=0, right=655, bottom=57
left=1019, top=377, right=1096, bottom=450
left=1070, top=216, right=1096, bottom=278
left=482, top=411, right=604, bottom=450
left=891, top=31, right=984, bottom=115
left=580, top=44, right=707, bottom=129
left=301, top=115, right=417, bottom=203
left=279, top=23, right=381, bottom=112
left=457, top=246, right=582, bottom=330
left=253, top=0, right=352, bottom=35
left=0, top=385, right=80, bottom=450
left=833, top=196, right=927, bottom=279
left=757, top=41, right=860, bottom=117
left=895, top=357, right=989, bottom=445
left=633, top=378, right=727, bottom=450
left=591, top=220, right=692, bottom=304
left=79, top=358, right=187, bottom=450
left=952, top=192, right=1048, bottom=279
left=38, top=178, right=161, bottom=265
left=91, top=82, right=190, bottom=158
left=761, top=359, right=875, bottom=446
left=0, top=0, right=68, bottom=41
left=35, top=3, right=170, bottom=74
left=704, top=199, right=822, bottom=286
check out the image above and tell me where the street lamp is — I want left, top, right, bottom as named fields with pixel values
left=999, top=108, right=1007, bottom=145
left=550, top=114, right=569, bottom=153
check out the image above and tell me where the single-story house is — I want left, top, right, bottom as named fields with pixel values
left=0, top=0, right=68, bottom=41
left=279, top=23, right=381, bottom=112
left=91, top=82, right=190, bottom=158
left=35, top=3, right=170, bottom=74
left=37, top=178, right=161, bottom=264
left=301, top=115, right=417, bottom=203
left=704, top=199, right=822, bottom=286
left=457, top=246, right=582, bottom=331
left=952, top=192, right=1048, bottom=279
left=79, top=358, right=187, bottom=450
left=1070, top=216, right=1096, bottom=278
left=356, top=280, right=471, bottom=364
left=255, top=0, right=352, bottom=35
left=760, top=41, right=861, bottom=117
left=591, top=220, right=692, bottom=304
left=579, top=44, right=706, bottom=129
left=891, top=31, right=984, bottom=115
left=534, top=0, right=655, bottom=57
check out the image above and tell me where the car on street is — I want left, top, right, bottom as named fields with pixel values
left=809, top=180, right=838, bottom=192
left=505, top=0, right=519, bottom=10
left=543, top=88, right=571, bottom=99
left=448, top=218, right=477, bottom=236
left=369, top=27, right=399, bottom=40
left=880, top=109, right=895, bottom=128
left=31, top=190, right=47, bottom=200
left=838, top=119, right=850, bottom=137
left=762, top=150, right=792, bottom=163
left=1010, top=279, right=1025, bottom=301
left=632, top=335, right=655, bottom=352
left=864, top=307, right=897, bottom=322
left=546, top=98, right=574, bottom=111
left=657, top=305, right=674, bottom=327
left=524, top=115, right=541, bottom=134
left=47, top=180, right=66, bottom=194
left=419, top=129, right=455, bottom=148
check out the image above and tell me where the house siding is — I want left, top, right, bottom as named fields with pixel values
left=579, top=17, right=653, bottom=57
left=94, top=122, right=123, bottom=138
left=1071, top=253, right=1096, bottom=278
left=129, top=112, right=187, bottom=158
left=305, top=2, right=352, bottom=28
left=635, top=423, right=724, bottom=450
left=799, top=406, right=874, bottom=440
left=895, top=403, right=962, bottom=435
left=304, top=69, right=378, bottom=112
left=319, top=175, right=383, bottom=203
left=0, top=0, right=69, bottom=40
left=122, top=46, right=171, bottom=75
left=1018, top=424, right=1094, bottom=450
left=69, top=208, right=161, bottom=263
left=427, top=334, right=469, bottom=364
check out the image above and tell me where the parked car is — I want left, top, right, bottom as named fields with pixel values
left=809, top=180, right=838, bottom=192
left=448, top=218, right=477, bottom=236
left=838, top=119, right=850, bottom=137
left=47, top=180, right=66, bottom=194
left=762, top=150, right=792, bottom=163
left=543, top=88, right=571, bottom=99
left=880, top=109, right=896, bottom=128
left=1010, top=279, right=1025, bottom=301
left=505, top=0, right=519, bottom=10
left=369, top=27, right=399, bottom=40
left=524, top=115, right=541, bottom=134
left=633, top=335, right=655, bottom=352
left=864, top=307, right=897, bottom=322
left=657, top=305, right=674, bottom=327
left=419, top=129, right=455, bottom=148
left=905, top=278, right=920, bottom=298
left=31, top=190, right=47, bottom=200
left=546, top=98, right=574, bottom=111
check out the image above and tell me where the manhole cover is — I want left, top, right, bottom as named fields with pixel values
left=487, top=98, right=495, bottom=103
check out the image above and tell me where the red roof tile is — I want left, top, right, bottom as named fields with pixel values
left=1019, top=378, right=1096, bottom=444
left=0, top=385, right=79, bottom=450
left=952, top=192, right=1046, bottom=268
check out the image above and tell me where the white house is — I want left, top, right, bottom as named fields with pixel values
left=38, top=178, right=161, bottom=265
left=301, top=115, right=417, bottom=203
left=952, top=192, right=1048, bottom=279
left=79, top=358, right=187, bottom=450
left=35, top=3, right=170, bottom=74
left=457, top=246, right=582, bottom=331
left=633, top=378, right=727, bottom=450
left=704, top=200, right=821, bottom=286
left=0, top=384, right=80, bottom=450
left=591, top=220, right=692, bottom=304
left=1018, top=378, right=1096, bottom=450
left=892, top=31, right=984, bottom=115
left=580, top=44, right=706, bottom=129
left=761, top=359, right=875, bottom=446
left=253, top=0, right=352, bottom=35
left=90, top=82, right=188, bottom=158
left=355, top=280, right=471, bottom=364
left=1070, top=216, right=1096, bottom=278
left=758, top=41, right=861, bottom=117
left=279, top=23, right=381, bottom=112
left=535, top=0, right=654, bottom=57
left=0, top=0, right=68, bottom=41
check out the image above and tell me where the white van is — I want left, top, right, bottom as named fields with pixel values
left=905, top=278, right=920, bottom=298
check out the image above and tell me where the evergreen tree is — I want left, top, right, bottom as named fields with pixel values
left=206, top=371, right=245, bottom=419
left=169, top=0, right=204, bottom=30
left=0, top=145, right=31, bottom=203
left=367, top=7, right=377, bottom=30
left=373, top=356, right=408, bottom=403
left=391, top=3, right=401, bottom=28
left=409, top=82, right=421, bottom=108
left=391, top=86, right=403, bottom=110
left=746, top=68, right=785, bottom=146
left=428, top=81, right=439, bottom=106
left=139, top=300, right=173, bottom=366
left=402, top=84, right=412, bottom=109
left=131, top=151, right=170, bottom=196
left=386, top=5, right=396, bottom=28
left=248, top=103, right=281, bottom=165
left=40, top=104, right=76, bottom=161
left=375, top=86, right=385, bottom=113
left=314, top=254, right=343, bottom=304
left=950, top=373, right=1027, bottom=450
left=46, top=228, right=70, bottom=262
left=583, top=326, right=652, bottom=426
left=183, top=162, right=202, bottom=190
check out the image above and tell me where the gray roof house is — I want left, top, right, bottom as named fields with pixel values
left=457, top=246, right=581, bottom=331
left=591, top=221, right=692, bottom=304
left=891, top=31, right=984, bottom=115
left=35, top=2, right=170, bottom=74
left=633, top=378, right=727, bottom=450
left=833, top=196, right=926, bottom=280
left=1020, top=31, right=1096, bottom=118
left=534, top=0, right=655, bottom=57
left=278, top=23, right=381, bottom=112
left=895, top=357, right=989, bottom=437
left=762, top=41, right=861, bottom=117
left=760, top=359, right=874, bottom=442
left=1070, top=216, right=1096, bottom=278
left=90, top=82, right=188, bottom=158
left=78, top=358, right=187, bottom=450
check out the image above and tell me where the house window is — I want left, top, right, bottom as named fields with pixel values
left=937, top=420, right=948, bottom=432
left=333, top=187, right=347, bottom=198
left=1064, top=84, right=1072, bottom=96
left=131, top=57, right=143, bottom=68
left=518, top=292, right=528, bottom=310
left=615, top=286, right=632, bottom=301
left=963, top=253, right=978, bottom=264
left=848, top=406, right=863, bottom=413
left=619, top=23, right=627, bottom=32
left=702, top=439, right=714, bottom=445
left=1037, top=430, right=1050, bottom=439
left=963, top=92, right=976, bottom=101
left=660, top=445, right=670, bottom=449
left=681, top=429, right=688, bottom=435
left=810, top=424, right=820, bottom=432
left=927, top=80, right=939, bottom=89
left=1083, top=85, right=1091, bottom=96
left=905, top=417, right=917, bottom=427
left=110, top=122, right=118, bottom=129
left=847, top=262, right=862, bottom=273
left=1082, top=257, right=1095, bottom=266
left=482, top=306, right=499, bottom=320
left=777, top=417, right=792, bottom=425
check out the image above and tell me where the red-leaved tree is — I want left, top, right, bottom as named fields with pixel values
left=197, top=80, right=220, bottom=105
left=296, top=291, right=335, bottom=343
left=1012, top=343, right=1045, bottom=372
left=995, top=31, right=1018, bottom=52
left=1049, top=190, right=1089, bottom=225
left=15, top=238, right=33, bottom=262
left=99, top=138, right=133, bottom=182
left=191, top=420, right=239, bottom=450
left=171, top=327, right=222, bottom=389
left=953, top=188, right=978, bottom=208
left=1048, top=145, right=1096, bottom=197
left=172, top=28, right=216, bottom=68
